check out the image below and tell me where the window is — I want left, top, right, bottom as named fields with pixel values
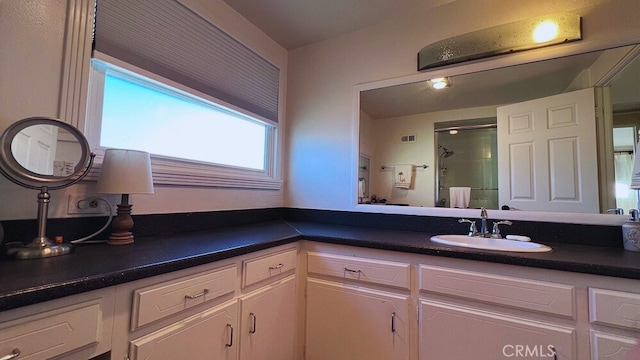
left=87, top=57, right=281, bottom=189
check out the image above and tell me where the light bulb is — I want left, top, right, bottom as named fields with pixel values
left=533, top=21, right=559, bottom=43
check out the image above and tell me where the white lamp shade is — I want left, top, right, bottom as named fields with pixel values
left=97, top=149, right=154, bottom=194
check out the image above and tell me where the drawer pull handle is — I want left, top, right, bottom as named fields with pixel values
left=226, top=324, right=234, bottom=347
left=344, top=267, right=361, bottom=274
left=250, top=312, right=257, bottom=333
left=0, top=349, right=20, bottom=360
left=269, top=263, right=285, bottom=270
left=184, top=288, right=210, bottom=299
left=391, top=312, right=396, bottom=333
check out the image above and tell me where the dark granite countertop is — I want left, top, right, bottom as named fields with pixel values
left=1, top=220, right=640, bottom=312
left=290, top=221, right=640, bottom=280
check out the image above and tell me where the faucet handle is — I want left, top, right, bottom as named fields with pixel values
left=491, top=220, right=512, bottom=238
left=458, top=218, right=477, bottom=236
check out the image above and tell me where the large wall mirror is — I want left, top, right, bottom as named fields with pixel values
left=358, top=43, right=640, bottom=222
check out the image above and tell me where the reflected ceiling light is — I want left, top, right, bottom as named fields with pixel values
left=418, top=13, right=582, bottom=71
left=429, top=77, right=450, bottom=89
left=449, top=129, right=459, bottom=135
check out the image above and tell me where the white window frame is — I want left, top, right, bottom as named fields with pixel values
left=85, top=52, right=282, bottom=190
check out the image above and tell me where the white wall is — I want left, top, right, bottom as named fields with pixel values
left=369, top=113, right=435, bottom=207
left=285, top=0, right=640, bottom=212
left=0, top=0, right=288, bottom=220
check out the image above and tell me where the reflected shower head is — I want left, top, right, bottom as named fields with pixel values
left=439, top=145, right=455, bottom=158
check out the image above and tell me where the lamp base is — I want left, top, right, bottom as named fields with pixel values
left=107, top=232, right=134, bottom=246
left=108, top=203, right=135, bottom=246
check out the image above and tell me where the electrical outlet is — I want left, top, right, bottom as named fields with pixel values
left=67, top=195, right=110, bottom=215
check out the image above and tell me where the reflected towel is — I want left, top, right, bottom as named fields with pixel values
left=632, top=142, right=640, bottom=189
left=449, top=187, right=471, bottom=208
left=358, top=178, right=366, bottom=198
left=394, top=165, right=412, bottom=189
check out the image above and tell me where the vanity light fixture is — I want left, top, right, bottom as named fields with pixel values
left=96, top=149, right=154, bottom=245
left=418, top=13, right=582, bottom=71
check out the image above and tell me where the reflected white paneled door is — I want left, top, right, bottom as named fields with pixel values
left=497, top=87, right=598, bottom=213
left=10, top=124, right=58, bottom=175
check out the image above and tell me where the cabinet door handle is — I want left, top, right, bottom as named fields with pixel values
left=269, top=263, right=284, bottom=270
left=226, top=324, right=234, bottom=347
left=0, top=349, right=20, bottom=360
left=250, top=312, right=257, bottom=333
left=391, top=312, right=396, bottom=333
left=184, top=288, right=210, bottom=299
left=343, top=267, right=361, bottom=274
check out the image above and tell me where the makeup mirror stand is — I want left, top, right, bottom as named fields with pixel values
left=0, top=155, right=95, bottom=259
left=0, top=117, right=96, bottom=259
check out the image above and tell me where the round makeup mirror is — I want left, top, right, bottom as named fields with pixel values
left=0, top=117, right=95, bottom=259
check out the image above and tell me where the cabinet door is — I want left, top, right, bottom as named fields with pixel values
left=239, top=276, right=297, bottom=360
left=590, top=330, right=639, bottom=360
left=129, top=300, right=239, bottom=360
left=306, top=278, right=410, bottom=360
left=419, top=299, right=576, bottom=360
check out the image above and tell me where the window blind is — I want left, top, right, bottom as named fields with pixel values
left=93, top=0, right=280, bottom=122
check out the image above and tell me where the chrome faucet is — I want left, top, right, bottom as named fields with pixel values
left=491, top=220, right=513, bottom=238
left=458, top=218, right=477, bottom=236
left=479, top=207, right=489, bottom=237
left=459, top=207, right=512, bottom=238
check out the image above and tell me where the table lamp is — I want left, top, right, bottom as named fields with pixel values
left=96, top=149, right=154, bottom=245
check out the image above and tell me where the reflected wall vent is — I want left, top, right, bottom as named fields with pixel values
left=401, top=134, right=416, bottom=143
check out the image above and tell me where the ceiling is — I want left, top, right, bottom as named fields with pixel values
left=221, top=1, right=639, bottom=120
left=222, top=0, right=457, bottom=50
left=360, top=47, right=640, bottom=120
left=360, top=51, right=603, bottom=119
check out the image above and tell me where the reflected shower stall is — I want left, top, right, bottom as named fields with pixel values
left=435, top=122, right=498, bottom=209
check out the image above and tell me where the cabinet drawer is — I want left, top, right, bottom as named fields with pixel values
left=419, top=265, right=575, bottom=317
left=243, top=248, right=297, bottom=287
left=589, top=288, right=640, bottom=330
left=0, top=302, right=101, bottom=360
left=132, top=266, right=237, bottom=330
left=307, top=252, right=411, bottom=289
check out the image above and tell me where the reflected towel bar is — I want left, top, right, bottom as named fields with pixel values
left=381, top=164, right=428, bottom=170
left=440, top=187, right=498, bottom=190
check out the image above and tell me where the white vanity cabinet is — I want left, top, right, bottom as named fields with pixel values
left=418, top=264, right=577, bottom=359
left=129, top=299, right=239, bottom=360
left=109, top=244, right=299, bottom=360
left=122, top=264, right=239, bottom=360
left=0, top=287, right=115, bottom=360
left=238, top=248, right=299, bottom=360
left=588, top=288, right=640, bottom=360
left=239, top=276, right=297, bottom=360
left=304, top=251, right=411, bottom=360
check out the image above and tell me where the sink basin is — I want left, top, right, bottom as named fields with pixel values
left=430, top=234, right=552, bottom=253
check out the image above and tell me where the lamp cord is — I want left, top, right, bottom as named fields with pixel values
left=70, top=197, right=113, bottom=244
